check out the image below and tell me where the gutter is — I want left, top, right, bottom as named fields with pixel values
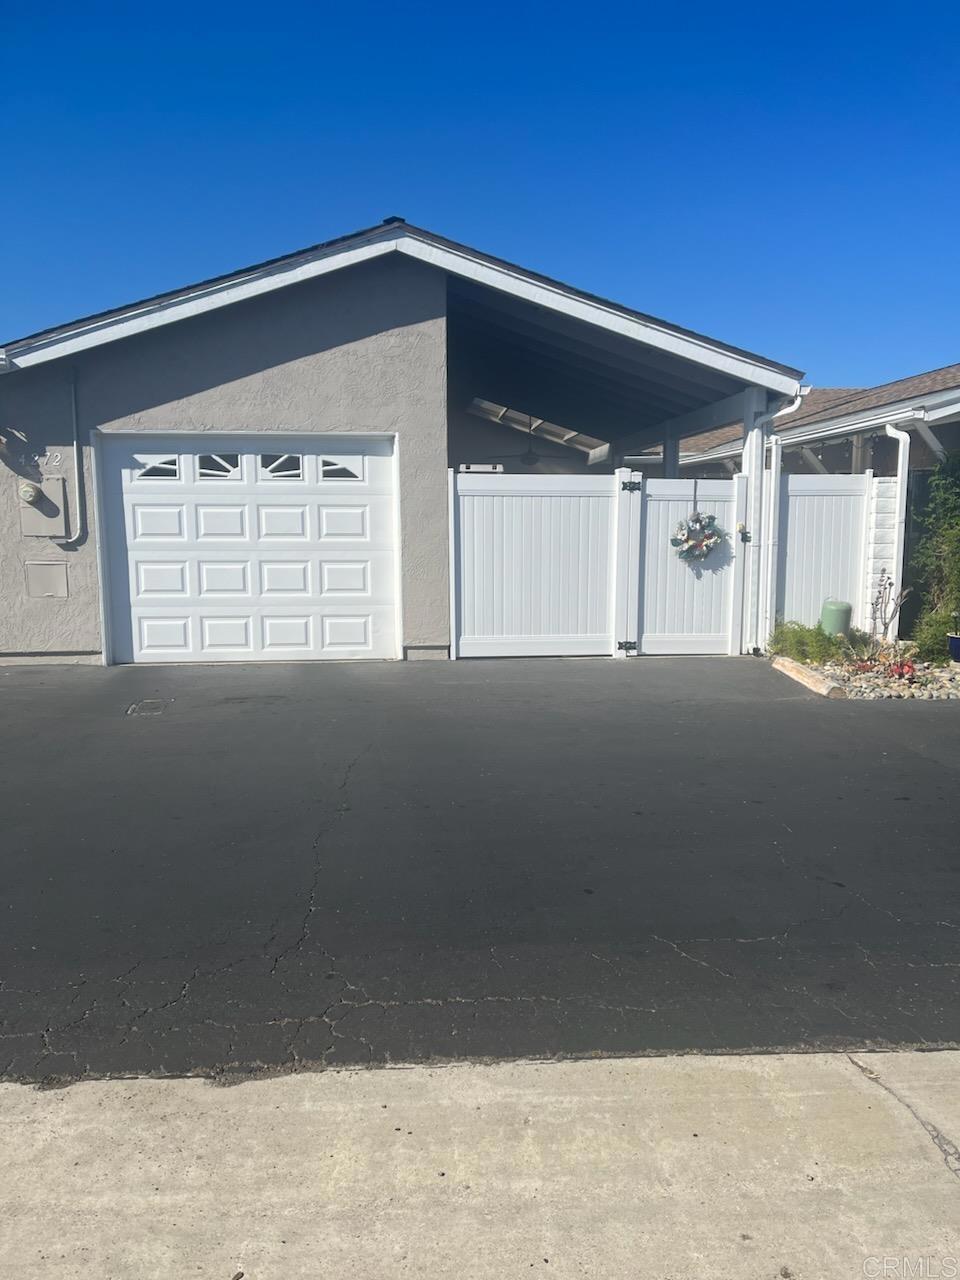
left=682, top=405, right=927, bottom=466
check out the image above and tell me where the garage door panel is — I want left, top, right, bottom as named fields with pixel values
left=104, top=436, right=398, bottom=663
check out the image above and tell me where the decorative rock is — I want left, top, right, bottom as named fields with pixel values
left=802, top=656, right=960, bottom=702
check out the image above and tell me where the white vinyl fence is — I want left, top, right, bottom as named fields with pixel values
left=769, top=472, right=901, bottom=633
left=450, top=472, right=746, bottom=658
left=451, top=475, right=616, bottom=656
left=450, top=466, right=905, bottom=659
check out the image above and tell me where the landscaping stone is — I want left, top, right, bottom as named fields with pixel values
left=818, top=658, right=960, bottom=700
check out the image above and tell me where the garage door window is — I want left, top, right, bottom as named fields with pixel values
left=198, top=453, right=240, bottom=479
left=321, top=458, right=361, bottom=480
left=259, top=452, right=303, bottom=480
left=137, top=456, right=179, bottom=480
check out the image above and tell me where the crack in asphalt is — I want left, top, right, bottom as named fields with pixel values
left=269, top=743, right=372, bottom=982
left=4, top=759, right=959, bottom=1085
left=651, top=935, right=734, bottom=979
left=847, top=1054, right=960, bottom=1182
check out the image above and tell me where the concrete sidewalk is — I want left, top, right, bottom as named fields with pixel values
left=3, top=1053, right=959, bottom=1279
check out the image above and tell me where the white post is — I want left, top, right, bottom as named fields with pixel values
left=662, top=433, right=680, bottom=478
left=740, top=386, right=767, bottom=653
left=447, top=468, right=458, bottom=659
left=761, top=434, right=783, bottom=648
left=884, top=424, right=911, bottom=637
left=612, top=468, right=641, bottom=656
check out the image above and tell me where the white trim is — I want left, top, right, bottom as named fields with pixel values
left=857, top=468, right=874, bottom=631
left=3, top=230, right=801, bottom=396
left=90, top=430, right=112, bottom=665
left=728, top=472, right=749, bottom=655
left=611, top=468, right=639, bottom=657
left=447, top=468, right=458, bottom=660
left=391, top=434, right=404, bottom=660
left=457, top=635, right=612, bottom=658
left=761, top=438, right=782, bottom=648
left=400, top=240, right=800, bottom=395
left=885, top=423, right=911, bottom=635
left=454, top=473, right=612, bottom=496
left=8, top=238, right=398, bottom=368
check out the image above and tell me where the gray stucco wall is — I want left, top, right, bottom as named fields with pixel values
left=0, top=255, right=449, bottom=658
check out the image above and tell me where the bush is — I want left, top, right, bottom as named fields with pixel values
left=910, top=454, right=960, bottom=661
left=768, top=621, right=847, bottom=665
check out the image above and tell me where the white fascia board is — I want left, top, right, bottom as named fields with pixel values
left=5, top=237, right=399, bottom=368
left=399, top=239, right=799, bottom=396
left=3, top=230, right=801, bottom=396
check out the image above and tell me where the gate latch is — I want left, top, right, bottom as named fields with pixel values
left=621, top=480, right=642, bottom=492
left=617, top=640, right=638, bottom=652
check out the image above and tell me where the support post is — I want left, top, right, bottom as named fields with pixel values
left=662, top=433, right=680, bottom=478
left=884, top=423, right=911, bottom=637
left=612, top=468, right=641, bottom=656
left=762, top=435, right=783, bottom=648
left=740, top=387, right=768, bottom=653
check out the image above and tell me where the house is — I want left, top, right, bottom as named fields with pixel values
left=678, top=365, right=960, bottom=477
left=0, top=218, right=806, bottom=665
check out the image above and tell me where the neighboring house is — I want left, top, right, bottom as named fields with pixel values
left=678, top=365, right=960, bottom=477
left=667, top=365, right=960, bottom=635
left=0, top=218, right=802, bottom=665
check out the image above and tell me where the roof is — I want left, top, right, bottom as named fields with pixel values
left=682, top=368, right=960, bottom=462
left=681, top=388, right=863, bottom=456
left=0, top=218, right=803, bottom=396
left=780, top=363, right=960, bottom=429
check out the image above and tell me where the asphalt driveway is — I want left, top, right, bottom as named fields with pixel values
left=1, top=657, right=959, bottom=1083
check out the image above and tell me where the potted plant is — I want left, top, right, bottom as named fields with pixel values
left=949, top=612, right=960, bottom=663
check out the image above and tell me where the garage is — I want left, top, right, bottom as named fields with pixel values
left=99, top=435, right=399, bottom=663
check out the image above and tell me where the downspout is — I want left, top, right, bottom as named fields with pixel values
left=743, top=389, right=804, bottom=652
left=884, top=423, right=911, bottom=636
left=57, top=366, right=86, bottom=547
left=762, top=433, right=783, bottom=646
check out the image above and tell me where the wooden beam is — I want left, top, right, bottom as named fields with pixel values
left=615, top=391, right=748, bottom=456
left=801, top=447, right=828, bottom=474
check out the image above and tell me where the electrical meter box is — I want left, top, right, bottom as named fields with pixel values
left=18, top=475, right=67, bottom=537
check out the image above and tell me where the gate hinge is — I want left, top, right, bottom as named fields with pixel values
left=621, top=480, right=643, bottom=492
left=617, top=640, right=638, bottom=651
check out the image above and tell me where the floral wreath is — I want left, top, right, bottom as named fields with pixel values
left=670, top=511, right=725, bottom=562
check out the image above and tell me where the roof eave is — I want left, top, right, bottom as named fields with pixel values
left=681, top=385, right=960, bottom=464
left=1, top=224, right=802, bottom=397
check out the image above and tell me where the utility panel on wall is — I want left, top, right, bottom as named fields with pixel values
left=24, top=561, right=69, bottom=599
left=18, top=475, right=68, bottom=537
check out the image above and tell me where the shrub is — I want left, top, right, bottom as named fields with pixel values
left=910, top=454, right=960, bottom=661
left=768, top=621, right=847, bottom=665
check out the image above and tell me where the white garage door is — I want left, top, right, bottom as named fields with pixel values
left=101, top=435, right=398, bottom=663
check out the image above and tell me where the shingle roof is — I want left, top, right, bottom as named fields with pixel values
left=781, top=363, right=960, bottom=428
left=681, top=368, right=960, bottom=458
left=678, top=389, right=857, bottom=455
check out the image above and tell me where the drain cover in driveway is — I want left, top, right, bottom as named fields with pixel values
left=126, top=699, right=167, bottom=716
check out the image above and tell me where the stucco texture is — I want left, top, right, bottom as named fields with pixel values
left=0, top=255, right=449, bottom=657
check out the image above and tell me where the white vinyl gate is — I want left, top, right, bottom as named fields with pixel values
left=450, top=471, right=746, bottom=658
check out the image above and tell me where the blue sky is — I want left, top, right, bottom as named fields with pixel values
left=2, top=1, right=958, bottom=386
